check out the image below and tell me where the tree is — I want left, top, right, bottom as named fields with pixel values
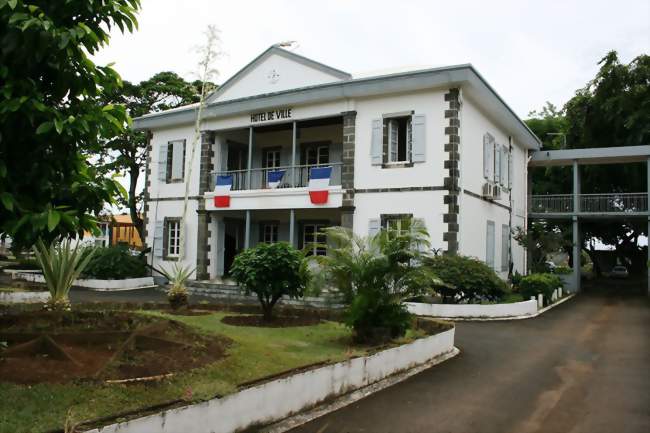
left=526, top=52, right=650, bottom=275
left=100, top=72, right=212, bottom=239
left=513, top=221, right=569, bottom=273
left=0, top=0, right=140, bottom=250
left=230, top=242, right=309, bottom=321
left=316, top=221, right=444, bottom=342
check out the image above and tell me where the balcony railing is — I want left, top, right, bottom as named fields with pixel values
left=529, top=193, right=648, bottom=214
left=211, top=163, right=343, bottom=191
left=529, top=194, right=574, bottom=214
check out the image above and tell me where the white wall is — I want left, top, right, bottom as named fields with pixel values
left=354, top=90, right=448, bottom=190
left=214, top=53, right=345, bottom=103
left=459, top=94, right=527, bottom=276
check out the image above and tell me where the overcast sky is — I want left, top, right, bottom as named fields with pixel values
left=92, top=0, right=649, bottom=118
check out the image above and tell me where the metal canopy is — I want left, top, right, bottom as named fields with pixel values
left=529, top=145, right=650, bottom=167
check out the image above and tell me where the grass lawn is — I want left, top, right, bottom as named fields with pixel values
left=0, top=310, right=423, bottom=433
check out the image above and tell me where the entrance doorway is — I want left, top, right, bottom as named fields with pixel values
left=223, top=219, right=244, bottom=276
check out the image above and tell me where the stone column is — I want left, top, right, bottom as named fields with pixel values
left=341, top=111, right=356, bottom=230
left=142, top=131, right=153, bottom=252
left=196, top=131, right=214, bottom=280
left=443, top=88, right=461, bottom=255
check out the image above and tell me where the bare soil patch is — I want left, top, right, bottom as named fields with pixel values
left=222, top=314, right=321, bottom=328
left=0, top=310, right=231, bottom=385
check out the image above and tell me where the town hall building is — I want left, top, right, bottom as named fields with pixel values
left=133, top=45, right=541, bottom=281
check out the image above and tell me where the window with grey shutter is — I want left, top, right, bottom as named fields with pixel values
left=368, top=218, right=380, bottom=237
left=483, top=133, right=493, bottom=180
left=508, top=149, right=513, bottom=188
left=153, top=220, right=164, bottom=257
left=370, top=119, right=383, bottom=165
left=158, top=144, right=168, bottom=182
left=171, top=140, right=185, bottom=181
left=495, top=143, right=501, bottom=184
left=411, top=114, right=426, bottom=162
left=486, top=220, right=495, bottom=269
left=500, top=145, right=509, bottom=188
left=501, top=224, right=509, bottom=272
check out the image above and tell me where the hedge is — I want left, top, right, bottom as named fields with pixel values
left=519, top=273, right=562, bottom=305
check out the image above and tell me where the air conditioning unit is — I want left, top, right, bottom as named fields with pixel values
left=492, top=184, right=502, bottom=200
left=482, top=182, right=493, bottom=198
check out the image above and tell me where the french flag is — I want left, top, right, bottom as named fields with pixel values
left=214, top=175, right=232, bottom=207
left=308, top=166, right=331, bottom=204
left=267, top=170, right=285, bottom=189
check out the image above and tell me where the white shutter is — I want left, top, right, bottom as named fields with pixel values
left=370, top=119, right=383, bottom=165
left=483, top=134, right=492, bottom=179
left=486, top=220, right=495, bottom=269
left=495, top=143, right=501, bottom=184
left=158, top=143, right=168, bottom=182
left=411, top=114, right=426, bottom=162
left=153, top=220, right=164, bottom=257
left=368, top=218, right=381, bottom=237
left=508, top=150, right=513, bottom=189
left=389, top=120, right=398, bottom=162
left=171, top=140, right=184, bottom=180
left=501, top=224, right=509, bottom=272
left=501, top=146, right=509, bottom=188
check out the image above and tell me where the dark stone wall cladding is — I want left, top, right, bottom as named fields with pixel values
left=443, top=89, right=460, bottom=254
left=142, top=132, right=153, bottom=247
left=341, top=111, right=356, bottom=229
left=196, top=132, right=215, bottom=280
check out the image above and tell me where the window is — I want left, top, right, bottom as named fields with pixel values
left=95, top=222, right=109, bottom=247
left=263, top=148, right=281, bottom=169
left=167, top=220, right=181, bottom=257
left=483, top=134, right=510, bottom=190
left=303, top=224, right=326, bottom=256
left=168, top=140, right=186, bottom=182
left=381, top=214, right=413, bottom=239
left=262, top=223, right=279, bottom=244
left=305, top=145, right=329, bottom=166
left=386, top=117, right=412, bottom=163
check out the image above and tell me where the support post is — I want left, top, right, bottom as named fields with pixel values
left=573, top=159, right=580, bottom=213
left=573, top=216, right=581, bottom=293
left=647, top=157, right=649, bottom=295
left=246, top=127, right=253, bottom=189
left=291, top=121, right=297, bottom=187
left=289, top=209, right=295, bottom=247
left=244, top=210, right=251, bottom=249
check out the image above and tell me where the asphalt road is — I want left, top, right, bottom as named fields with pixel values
left=288, top=290, right=650, bottom=433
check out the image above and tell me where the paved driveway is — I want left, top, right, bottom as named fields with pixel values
left=288, top=291, right=650, bottom=433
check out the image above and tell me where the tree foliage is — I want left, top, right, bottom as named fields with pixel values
left=0, top=0, right=141, bottom=250
left=230, top=242, right=309, bottom=321
left=513, top=222, right=569, bottom=273
left=99, top=72, right=213, bottom=239
left=315, top=221, right=444, bottom=342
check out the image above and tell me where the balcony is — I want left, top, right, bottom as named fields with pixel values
left=211, top=162, right=343, bottom=191
left=529, top=193, right=648, bottom=216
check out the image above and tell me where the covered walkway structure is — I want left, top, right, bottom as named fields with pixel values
left=528, top=145, right=650, bottom=294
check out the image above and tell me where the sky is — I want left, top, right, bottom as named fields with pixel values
left=92, top=0, right=650, bottom=118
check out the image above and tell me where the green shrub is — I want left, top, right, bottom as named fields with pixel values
left=230, top=242, right=310, bottom=321
left=425, top=255, right=506, bottom=303
left=519, top=273, right=562, bottom=304
left=82, top=246, right=147, bottom=279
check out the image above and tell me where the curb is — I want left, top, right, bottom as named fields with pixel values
left=430, top=293, right=577, bottom=322
left=259, top=347, right=461, bottom=433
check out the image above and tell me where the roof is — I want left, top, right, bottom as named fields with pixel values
left=206, top=45, right=351, bottom=103
left=135, top=50, right=541, bottom=150
left=529, top=145, right=650, bottom=166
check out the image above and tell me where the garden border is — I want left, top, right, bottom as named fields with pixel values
left=10, top=272, right=155, bottom=291
left=405, top=294, right=576, bottom=321
left=85, top=326, right=456, bottom=433
left=0, top=290, right=49, bottom=303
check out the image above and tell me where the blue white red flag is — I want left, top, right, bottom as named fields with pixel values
left=308, top=166, right=331, bottom=204
left=267, top=170, right=285, bottom=189
left=214, top=175, right=232, bottom=207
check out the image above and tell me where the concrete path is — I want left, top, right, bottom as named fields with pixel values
left=288, top=291, right=650, bottom=433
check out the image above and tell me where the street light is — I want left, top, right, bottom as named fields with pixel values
left=546, top=132, right=567, bottom=149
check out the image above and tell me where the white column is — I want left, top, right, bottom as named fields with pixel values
left=291, top=121, right=297, bottom=187
left=573, top=160, right=581, bottom=293
left=244, top=210, right=251, bottom=249
left=246, top=127, right=253, bottom=189
left=289, top=209, right=295, bottom=247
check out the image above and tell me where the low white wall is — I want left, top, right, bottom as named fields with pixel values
left=0, top=291, right=49, bottom=303
left=87, top=327, right=455, bottom=433
left=405, top=299, right=538, bottom=318
left=13, top=272, right=154, bottom=291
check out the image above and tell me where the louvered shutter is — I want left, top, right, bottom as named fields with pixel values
left=486, top=220, right=495, bottom=269
left=508, top=151, right=513, bottom=188
left=495, top=143, right=501, bottom=184
left=171, top=140, right=184, bottom=180
left=368, top=218, right=381, bottom=237
left=411, top=114, right=426, bottom=162
left=501, top=146, right=509, bottom=188
left=370, top=119, right=383, bottom=165
left=501, top=224, right=510, bottom=272
left=483, top=134, right=492, bottom=179
left=153, top=220, right=164, bottom=257
left=158, top=144, right=168, bottom=182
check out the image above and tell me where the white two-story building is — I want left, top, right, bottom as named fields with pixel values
left=134, top=46, right=540, bottom=281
